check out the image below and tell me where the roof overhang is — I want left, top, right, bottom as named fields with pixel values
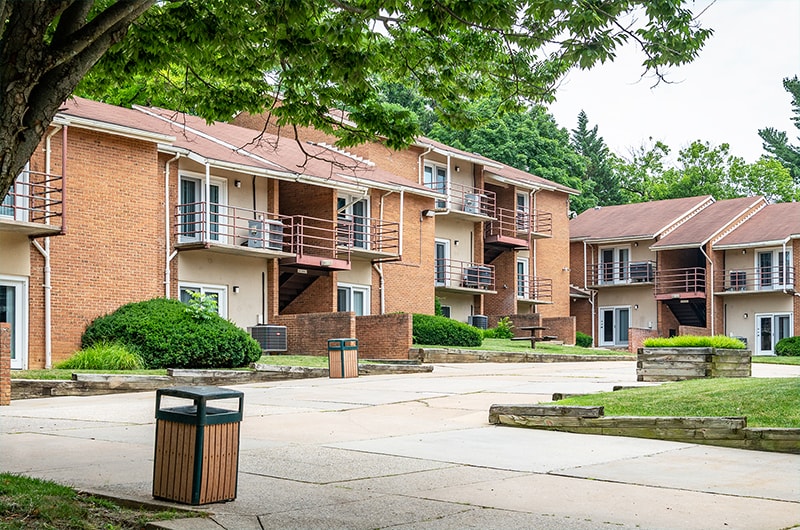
left=53, top=114, right=175, bottom=144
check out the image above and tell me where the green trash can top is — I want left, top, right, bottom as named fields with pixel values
left=327, top=338, right=358, bottom=349
left=156, top=386, right=244, bottom=425
left=157, top=386, right=243, bottom=401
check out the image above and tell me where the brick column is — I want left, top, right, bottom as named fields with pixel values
left=0, top=323, right=10, bottom=405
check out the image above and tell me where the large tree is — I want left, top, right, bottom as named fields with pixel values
left=1, top=0, right=713, bottom=199
left=759, top=76, right=800, bottom=181
left=570, top=110, right=621, bottom=209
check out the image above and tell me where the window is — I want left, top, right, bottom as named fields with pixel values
left=337, top=195, right=369, bottom=249
left=435, top=239, right=450, bottom=286
left=178, top=283, right=227, bottom=318
left=337, top=284, right=369, bottom=316
left=599, top=246, right=630, bottom=284
left=758, top=249, right=792, bottom=289
left=516, top=192, right=529, bottom=231
left=178, top=174, right=227, bottom=242
left=424, top=163, right=448, bottom=208
left=516, top=258, right=528, bottom=298
left=0, top=165, right=28, bottom=221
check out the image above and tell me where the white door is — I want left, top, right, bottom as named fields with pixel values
left=599, top=306, right=630, bottom=347
left=435, top=239, right=450, bottom=286
left=0, top=277, right=27, bottom=369
left=756, top=313, right=792, bottom=355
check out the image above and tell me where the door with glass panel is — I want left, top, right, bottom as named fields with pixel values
left=599, top=306, right=630, bottom=347
left=756, top=313, right=792, bottom=355
left=179, top=176, right=224, bottom=242
left=0, top=278, right=26, bottom=369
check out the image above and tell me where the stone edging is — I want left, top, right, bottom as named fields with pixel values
left=488, top=404, right=800, bottom=454
left=10, top=363, right=433, bottom=400
left=412, top=348, right=635, bottom=363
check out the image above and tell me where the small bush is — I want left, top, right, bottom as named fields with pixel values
left=434, top=297, right=443, bottom=317
left=643, top=335, right=746, bottom=349
left=413, top=314, right=483, bottom=347
left=575, top=331, right=593, bottom=348
left=55, top=342, right=144, bottom=370
left=482, top=316, right=513, bottom=339
left=82, top=298, right=262, bottom=369
left=775, top=336, right=800, bottom=356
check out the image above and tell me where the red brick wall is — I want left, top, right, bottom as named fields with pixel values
left=356, top=313, right=412, bottom=359
left=678, top=325, right=710, bottom=336
left=542, top=316, right=576, bottom=345
left=486, top=313, right=542, bottom=337
left=533, top=190, right=571, bottom=319
left=270, top=312, right=356, bottom=355
left=571, top=298, right=593, bottom=339
left=0, top=323, right=10, bottom=405
left=484, top=251, right=517, bottom=316
left=28, top=127, right=165, bottom=367
left=629, top=327, right=660, bottom=353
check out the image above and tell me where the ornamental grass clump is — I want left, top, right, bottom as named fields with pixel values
left=55, top=341, right=145, bottom=370
left=643, top=335, right=746, bottom=349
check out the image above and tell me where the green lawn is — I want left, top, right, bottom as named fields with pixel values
left=0, top=473, right=200, bottom=529
left=414, top=338, right=629, bottom=356
left=752, top=355, right=800, bottom=366
left=556, top=377, right=800, bottom=428
left=11, top=368, right=168, bottom=380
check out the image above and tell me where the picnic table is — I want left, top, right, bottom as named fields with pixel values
left=510, top=325, right=558, bottom=348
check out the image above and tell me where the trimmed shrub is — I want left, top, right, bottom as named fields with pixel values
left=575, top=331, right=593, bottom=348
left=413, top=314, right=483, bottom=347
left=55, top=342, right=144, bottom=370
left=643, top=335, right=746, bottom=349
left=775, top=336, right=800, bottom=356
left=82, top=298, right=262, bottom=369
left=482, top=316, right=514, bottom=339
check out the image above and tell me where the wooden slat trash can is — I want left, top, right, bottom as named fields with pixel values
left=328, top=338, right=358, bottom=378
left=153, top=386, right=244, bottom=505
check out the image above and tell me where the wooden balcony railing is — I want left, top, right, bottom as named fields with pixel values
left=717, top=267, right=796, bottom=294
left=435, top=258, right=495, bottom=291
left=517, top=275, right=553, bottom=303
left=587, top=260, right=656, bottom=287
left=654, top=267, right=706, bottom=299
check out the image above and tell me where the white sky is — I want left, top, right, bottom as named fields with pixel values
left=546, top=0, right=800, bottom=163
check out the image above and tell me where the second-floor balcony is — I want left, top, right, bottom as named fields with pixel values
left=425, top=180, right=497, bottom=219
left=435, top=259, right=496, bottom=294
left=716, top=267, right=796, bottom=295
left=485, top=207, right=552, bottom=247
left=337, top=214, right=400, bottom=259
left=0, top=169, right=63, bottom=237
left=654, top=267, right=706, bottom=300
left=587, top=260, right=656, bottom=288
left=517, top=275, right=553, bottom=304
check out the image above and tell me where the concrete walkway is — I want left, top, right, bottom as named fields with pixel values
left=1, top=361, right=799, bottom=529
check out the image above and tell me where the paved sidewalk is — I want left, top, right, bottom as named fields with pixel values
left=1, top=361, right=799, bottom=529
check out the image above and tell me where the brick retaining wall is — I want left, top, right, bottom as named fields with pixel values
left=270, top=312, right=355, bottom=356
left=356, top=313, right=413, bottom=360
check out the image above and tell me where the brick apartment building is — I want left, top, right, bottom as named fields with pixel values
left=570, top=196, right=800, bottom=353
left=1, top=97, right=576, bottom=369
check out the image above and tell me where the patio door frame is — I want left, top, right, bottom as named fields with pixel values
left=0, top=275, right=28, bottom=369
left=598, top=305, right=630, bottom=347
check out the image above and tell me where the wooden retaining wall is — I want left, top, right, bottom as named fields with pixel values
left=488, top=404, right=800, bottom=454
left=413, top=349, right=635, bottom=363
left=637, top=347, right=751, bottom=382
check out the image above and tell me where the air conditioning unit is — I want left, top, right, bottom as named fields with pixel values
left=629, top=261, right=654, bottom=282
left=468, top=315, right=488, bottom=329
left=248, top=325, right=288, bottom=351
left=463, top=266, right=492, bottom=288
left=730, top=270, right=747, bottom=291
left=462, top=193, right=483, bottom=215
left=248, top=219, right=284, bottom=250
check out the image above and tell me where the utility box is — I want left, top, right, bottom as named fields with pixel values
left=249, top=324, right=288, bottom=352
left=153, top=386, right=244, bottom=505
left=327, top=338, right=358, bottom=378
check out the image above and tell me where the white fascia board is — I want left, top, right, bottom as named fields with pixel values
left=53, top=114, right=175, bottom=144
left=713, top=237, right=796, bottom=251
left=416, top=142, right=504, bottom=169
left=333, top=173, right=446, bottom=198
left=158, top=144, right=298, bottom=180
left=579, top=236, right=654, bottom=246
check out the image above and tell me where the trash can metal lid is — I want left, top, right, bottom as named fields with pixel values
left=157, top=386, right=244, bottom=400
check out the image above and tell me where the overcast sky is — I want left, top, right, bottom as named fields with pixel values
left=547, top=0, right=800, bottom=163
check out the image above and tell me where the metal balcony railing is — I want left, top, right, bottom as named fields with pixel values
left=587, top=260, right=656, bottom=287
left=516, top=275, right=553, bottom=303
left=435, top=258, right=495, bottom=291
left=424, top=179, right=496, bottom=217
left=717, top=267, right=796, bottom=293
left=175, top=202, right=291, bottom=251
left=337, top=214, right=400, bottom=255
left=654, top=267, right=706, bottom=298
left=0, top=169, right=63, bottom=228
left=485, top=207, right=552, bottom=240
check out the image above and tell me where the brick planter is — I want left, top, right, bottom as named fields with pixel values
left=637, top=347, right=751, bottom=382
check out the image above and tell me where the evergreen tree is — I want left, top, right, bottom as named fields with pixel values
left=570, top=111, right=622, bottom=208
left=759, top=76, right=800, bottom=181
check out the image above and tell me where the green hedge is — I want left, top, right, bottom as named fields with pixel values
left=81, top=298, right=262, bottom=369
left=643, top=335, right=746, bottom=349
left=775, top=336, right=800, bottom=356
left=413, top=314, right=483, bottom=347
left=575, top=331, right=593, bottom=348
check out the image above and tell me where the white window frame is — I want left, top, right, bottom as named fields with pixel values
left=0, top=164, right=30, bottom=222
left=337, top=283, right=370, bottom=316
left=599, top=246, right=631, bottom=285
left=337, top=194, right=370, bottom=249
left=599, top=305, right=630, bottom=347
left=755, top=312, right=793, bottom=355
left=424, top=162, right=448, bottom=208
left=515, top=191, right=529, bottom=231
left=0, top=275, right=28, bottom=370
left=756, top=248, right=792, bottom=290
left=178, top=282, right=228, bottom=318
left=178, top=172, right=229, bottom=243
left=435, top=238, right=451, bottom=287
left=516, top=257, right=528, bottom=298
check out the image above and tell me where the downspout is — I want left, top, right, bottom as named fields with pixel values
left=584, top=241, right=597, bottom=347
left=399, top=190, right=404, bottom=258
left=699, top=244, right=714, bottom=335
left=530, top=189, right=539, bottom=277
left=164, top=153, right=181, bottom=298
left=204, top=162, right=211, bottom=241
left=418, top=146, right=432, bottom=186
left=373, top=189, right=395, bottom=315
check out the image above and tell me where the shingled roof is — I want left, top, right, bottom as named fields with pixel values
left=570, top=196, right=713, bottom=243
left=714, top=202, right=800, bottom=248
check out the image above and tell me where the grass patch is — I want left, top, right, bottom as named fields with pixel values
left=643, top=335, right=745, bottom=349
left=414, top=338, right=629, bottom=356
left=0, top=473, right=200, bottom=529
left=55, top=342, right=144, bottom=371
left=12, top=369, right=168, bottom=380
left=752, top=356, right=800, bottom=366
left=555, top=377, right=800, bottom=428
